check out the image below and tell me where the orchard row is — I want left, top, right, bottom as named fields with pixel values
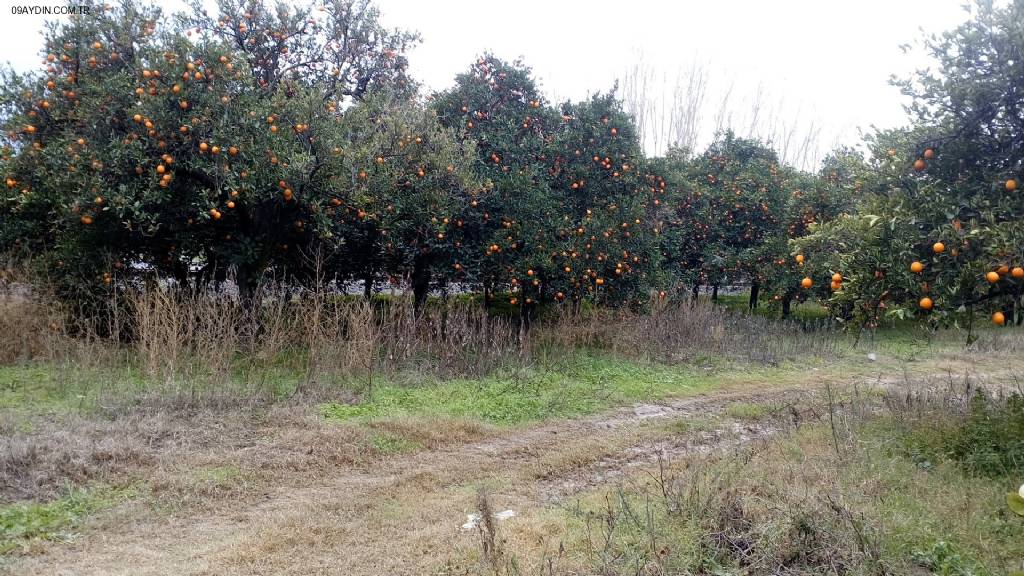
left=1, top=0, right=1021, bottom=329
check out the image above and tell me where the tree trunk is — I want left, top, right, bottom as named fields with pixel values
left=439, top=282, right=449, bottom=339
left=411, top=253, right=430, bottom=313
left=363, top=267, right=374, bottom=300
left=711, top=284, right=719, bottom=302
left=781, top=297, right=792, bottom=318
left=691, top=283, right=700, bottom=304
left=749, top=281, right=760, bottom=310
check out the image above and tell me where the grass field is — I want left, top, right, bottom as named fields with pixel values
left=0, top=293, right=1022, bottom=574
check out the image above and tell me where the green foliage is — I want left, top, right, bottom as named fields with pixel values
left=796, top=1, right=1024, bottom=329
left=2, top=0, right=1022, bottom=333
left=1006, top=492, right=1024, bottom=517
left=656, top=134, right=849, bottom=316
left=949, top=393, right=1024, bottom=478
left=0, top=488, right=125, bottom=555
left=0, top=0, right=425, bottom=304
left=911, top=540, right=987, bottom=576
left=432, top=55, right=661, bottom=310
left=894, top=392, right=1024, bottom=479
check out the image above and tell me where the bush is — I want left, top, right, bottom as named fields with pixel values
left=891, top=389, right=1024, bottom=479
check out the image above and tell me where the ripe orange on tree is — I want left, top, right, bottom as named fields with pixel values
left=932, top=242, right=945, bottom=254
left=992, top=311, right=1006, bottom=326
left=910, top=261, right=924, bottom=273
left=919, top=297, right=933, bottom=310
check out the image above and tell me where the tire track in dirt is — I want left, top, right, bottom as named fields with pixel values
left=5, top=367, right=1003, bottom=576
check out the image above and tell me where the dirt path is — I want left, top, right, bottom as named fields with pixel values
left=3, top=358, right=1009, bottom=576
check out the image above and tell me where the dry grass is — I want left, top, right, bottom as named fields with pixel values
left=1, top=274, right=841, bottom=413
left=478, top=377, right=1024, bottom=576
left=3, top=360, right=1021, bottom=575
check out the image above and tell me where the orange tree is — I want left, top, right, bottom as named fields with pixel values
left=432, top=55, right=560, bottom=313
left=795, top=1, right=1024, bottom=331
left=544, top=92, right=661, bottom=309
left=759, top=151, right=860, bottom=317
left=433, top=55, right=660, bottom=313
left=659, top=133, right=786, bottom=303
left=326, top=92, right=478, bottom=307
left=0, top=0, right=419, bottom=308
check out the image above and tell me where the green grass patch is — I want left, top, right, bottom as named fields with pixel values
left=321, top=352, right=725, bottom=426
left=723, top=402, right=770, bottom=420
left=668, top=416, right=718, bottom=435
left=188, top=465, right=245, bottom=490
left=368, top=432, right=422, bottom=455
left=0, top=487, right=130, bottom=555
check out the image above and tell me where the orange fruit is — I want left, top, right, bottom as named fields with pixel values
left=830, top=281, right=841, bottom=291
left=910, top=261, right=924, bottom=274
left=1012, top=267, right=1024, bottom=279
left=831, top=273, right=842, bottom=283
left=795, top=254, right=804, bottom=264
left=997, top=265, right=1009, bottom=275
left=1007, top=179, right=1018, bottom=192
left=923, top=148, right=934, bottom=159
left=80, top=215, right=93, bottom=225
left=800, top=277, right=813, bottom=289
left=986, top=271, right=1000, bottom=283
left=919, top=297, right=933, bottom=310
left=932, top=242, right=945, bottom=254
left=209, top=208, right=221, bottom=220
left=992, top=311, right=1006, bottom=326
left=913, top=159, right=926, bottom=171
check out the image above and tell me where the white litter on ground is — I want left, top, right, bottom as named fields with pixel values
left=867, top=352, right=877, bottom=362
left=461, top=510, right=516, bottom=530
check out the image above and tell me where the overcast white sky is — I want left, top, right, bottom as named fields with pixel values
left=0, top=0, right=971, bottom=167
